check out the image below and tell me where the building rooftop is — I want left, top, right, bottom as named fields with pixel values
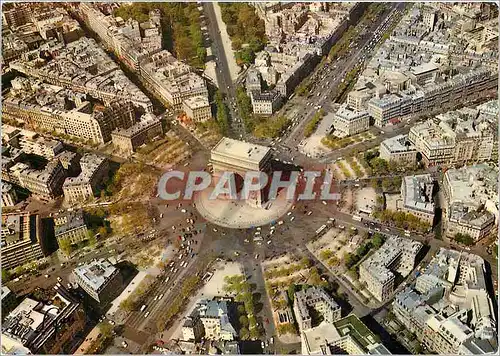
left=402, top=174, right=435, bottom=214
left=73, top=259, right=117, bottom=291
left=1, top=286, right=13, bottom=301
left=334, top=314, right=380, bottom=349
left=361, top=236, right=422, bottom=285
left=183, top=95, right=209, bottom=110
left=410, top=62, right=439, bottom=76
left=1, top=213, right=37, bottom=248
left=211, top=137, right=271, bottom=165
left=380, top=134, right=417, bottom=154
left=444, top=164, right=498, bottom=206
left=112, top=113, right=160, bottom=138
left=251, top=90, right=281, bottom=102
left=2, top=286, right=79, bottom=354
left=53, top=210, right=87, bottom=237
left=302, top=322, right=341, bottom=354
left=63, top=153, right=106, bottom=187
left=334, top=104, right=368, bottom=121
left=195, top=299, right=237, bottom=337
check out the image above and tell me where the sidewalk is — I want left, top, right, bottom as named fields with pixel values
left=213, top=2, right=240, bottom=81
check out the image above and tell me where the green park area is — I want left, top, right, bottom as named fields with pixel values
left=219, top=3, right=267, bottom=65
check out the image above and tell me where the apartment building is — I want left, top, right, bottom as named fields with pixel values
left=111, top=113, right=163, bottom=156
left=18, top=159, right=67, bottom=200
left=301, top=314, right=391, bottom=355
left=1, top=287, right=19, bottom=321
left=359, top=236, right=422, bottom=302
left=1, top=213, right=45, bottom=270
left=423, top=310, right=474, bottom=354
left=400, top=174, right=435, bottom=224
left=182, top=299, right=237, bottom=342
left=368, top=93, right=413, bottom=128
left=79, top=3, right=161, bottom=71
left=140, top=50, right=208, bottom=109
left=367, top=68, right=497, bottom=128
left=2, top=182, right=19, bottom=207
left=3, top=80, right=137, bottom=145
left=63, top=154, right=109, bottom=202
left=409, top=109, right=495, bottom=166
left=53, top=210, right=89, bottom=248
left=443, top=164, right=497, bottom=241
left=379, top=134, right=418, bottom=165
left=392, top=248, right=497, bottom=354
left=183, top=96, right=212, bottom=122
left=246, top=68, right=262, bottom=94
left=9, top=37, right=153, bottom=112
left=2, top=125, right=64, bottom=160
left=1, top=286, right=85, bottom=354
left=2, top=4, right=30, bottom=29
left=251, top=90, right=283, bottom=115
left=332, top=104, right=370, bottom=137
left=73, top=259, right=122, bottom=305
left=293, top=286, right=341, bottom=331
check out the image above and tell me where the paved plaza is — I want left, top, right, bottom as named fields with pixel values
left=195, top=188, right=293, bottom=228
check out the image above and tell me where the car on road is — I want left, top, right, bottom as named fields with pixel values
left=144, top=311, right=150, bottom=318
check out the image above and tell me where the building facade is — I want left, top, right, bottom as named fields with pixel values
left=1, top=213, right=45, bottom=270
left=111, top=114, right=163, bottom=156
left=183, top=96, right=211, bottom=122
left=63, top=154, right=109, bottom=202
left=251, top=90, right=283, bottom=115
left=333, top=104, right=370, bottom=136
left=18, top=159, right=67, bottom=200
left=400, top=174, right=435, bottom=224
left=53, top=210, right=89, bottom=248
left=293, top=286, right=341, bottom=331
left=2, top=182, right=19, bottom=207
left=379, top=134, right=418, bottom=165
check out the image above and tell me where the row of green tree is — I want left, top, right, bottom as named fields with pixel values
left=235, top=86, right=255, bottom=132
left=119, top=275, right=155, bottom=312
left=304, top=110, right=325, bottom=137
left=223, top=275, right=262, bottom=339
left=344, top=233, right=385, bottom=270
left=372, top=210, right=432, bottom=233
left=156, top=275, right=200, bottom=331
left=454, top=233, right=474, bottom=246
left=219, top=3, right=267, bottom=65
left=215, top=90, right=230, bottom=134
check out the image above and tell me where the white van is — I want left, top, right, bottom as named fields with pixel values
left=140, top=304, right=147, bottom=312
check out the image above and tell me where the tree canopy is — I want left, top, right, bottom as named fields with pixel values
left=219, top=4, right=267, bottom=65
